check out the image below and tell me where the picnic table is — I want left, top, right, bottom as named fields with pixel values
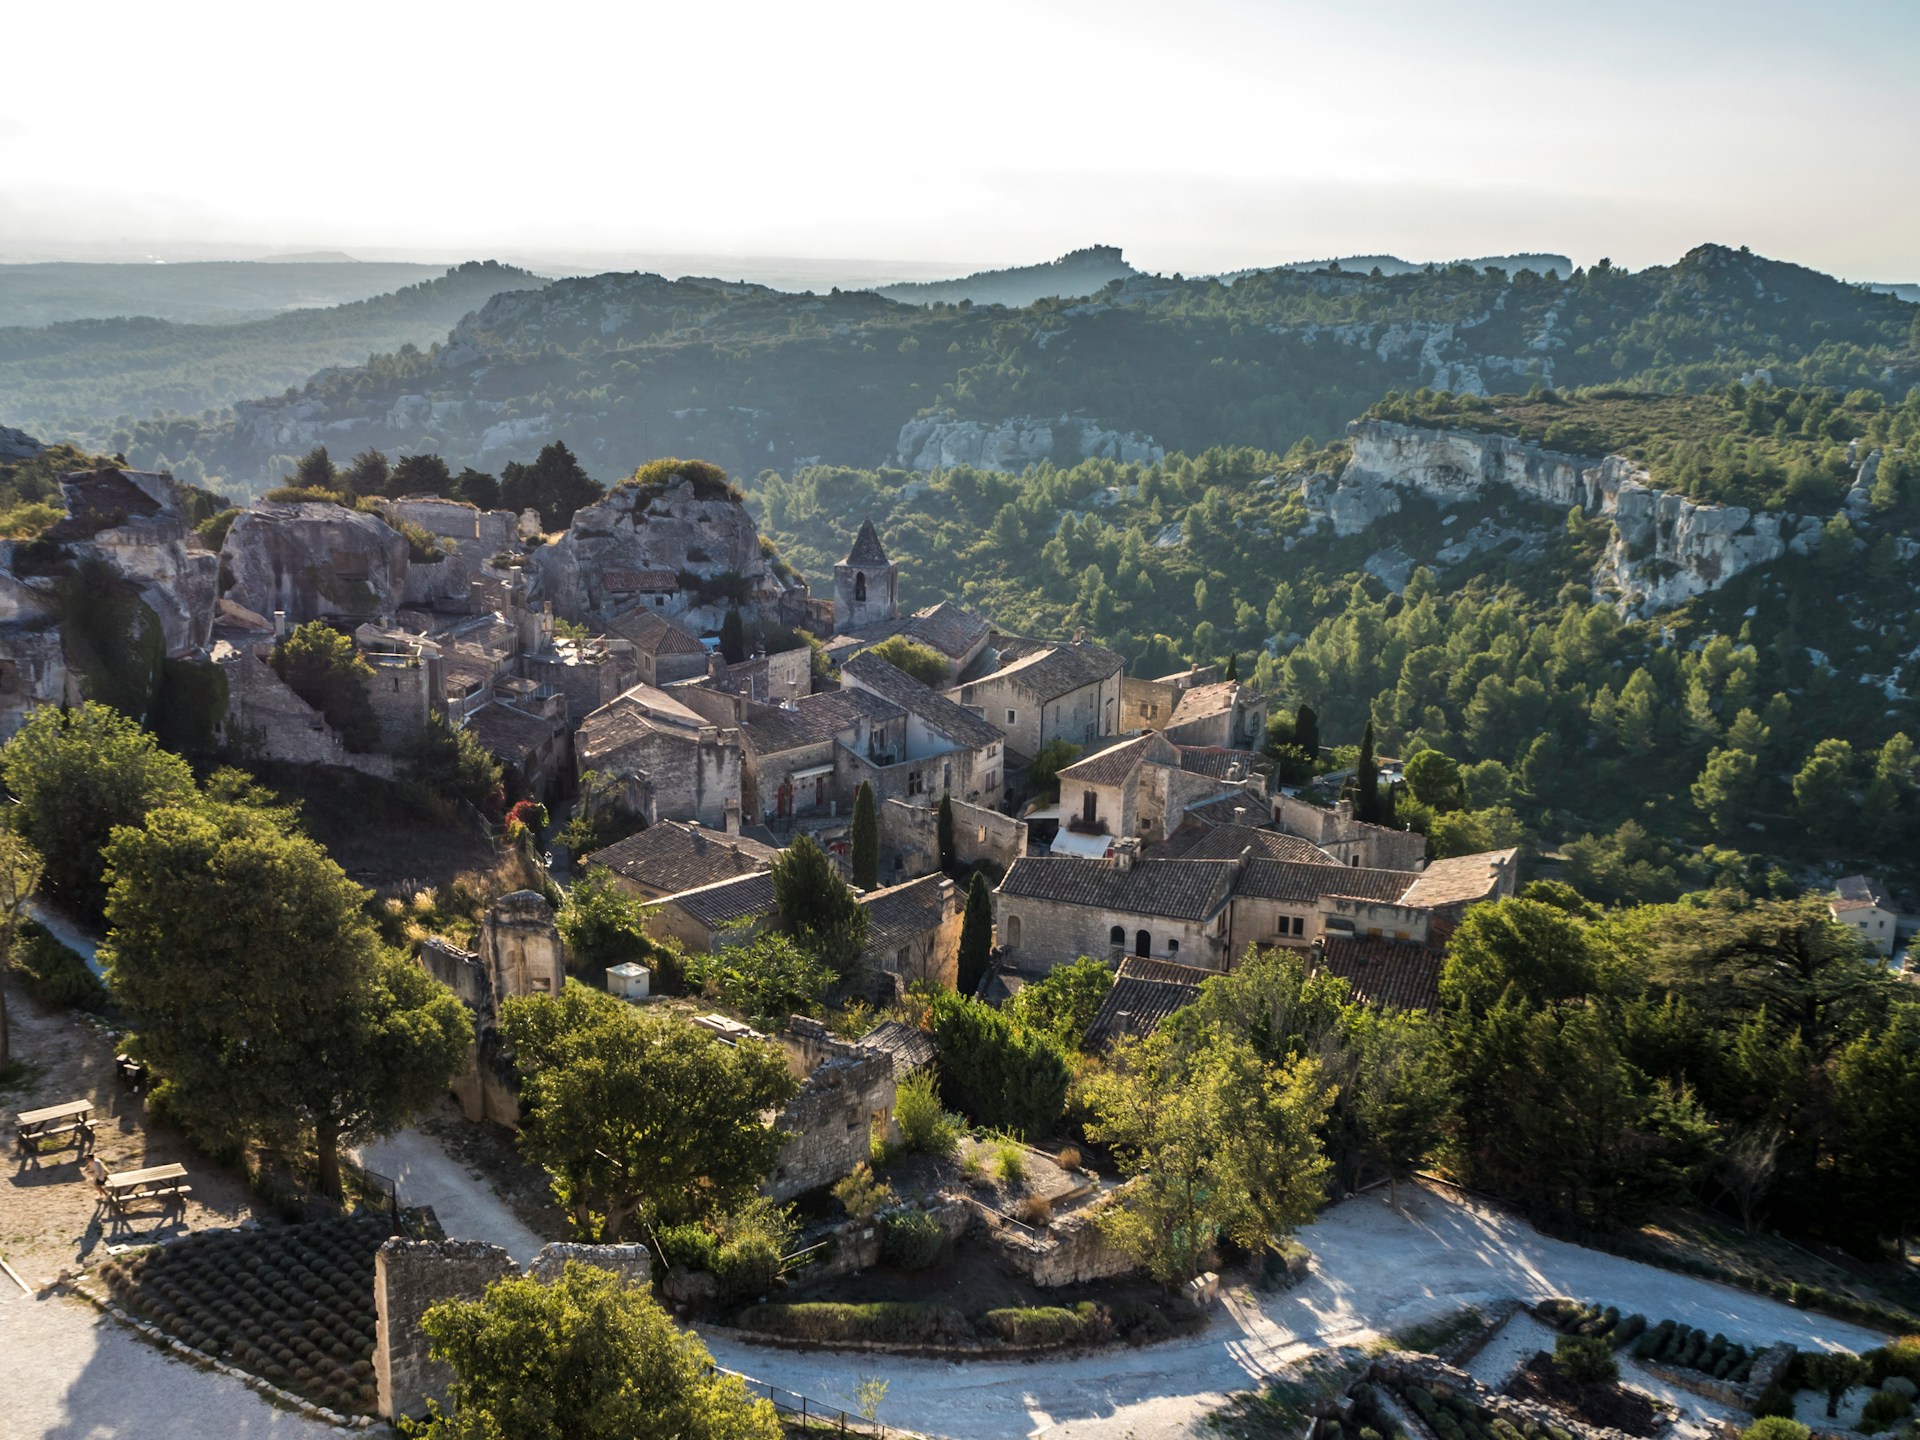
left=15, top=1099, right=95, bottom=1155
left=104, top=1162, right=191, bottom=1210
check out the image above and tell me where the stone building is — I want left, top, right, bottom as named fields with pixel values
left=1162, top=680, right=1268, bottom=750
left=859, top=873, right=963, bottom=990
left=581, top=819, right=777, bottom=901
left=824, top=599, right=994, bottom=686
left=949, top=636, right=1125, bottom=764
left=602, top=608, right=709, bottom=689
left=576, top=683, right=743, bottom=829
left=466, top=694, right=569, bottom=802
left=1831, top=874, right=1900, bottom=958
left=644, top=872, right=777, bottom=954
left=877, top=794, right=1027, bottom=883
left=1227, top=858, right=1433, bottom=957
left=833, top=518, right=899, bottom=630
left=839, top=652, right=1005, bottom=807
left=765, top=1018, right=897, bottom=1201
left=737, top=687, right=903, bottom=826
left=995, top=845, right=1240, bottom=971
left=519, top=634, right=637, bottom=724
left=213, top=638, right=397, bottom=779
left=1053, top=731, right=1260, bottom=848
left=1268, top=792, right=1431, bottom=872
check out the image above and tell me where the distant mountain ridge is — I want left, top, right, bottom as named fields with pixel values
left=1222, top=253, right=1575, bottom=280
left=875, top=245, right=1136, bottom=307
left=0, top=259, right=452, bottom=328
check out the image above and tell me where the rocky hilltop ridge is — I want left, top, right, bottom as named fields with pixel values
left=1316, top=419, right=1830, bottom=613
left=896, top=413, right=1164, bottom=472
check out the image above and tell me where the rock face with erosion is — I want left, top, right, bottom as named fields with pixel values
left=533, top=471, right=804, bottom=627
left=219, top=501, right=410, bottom=623
left=897, top=413, right=1164, bottom=472
left=1318, top=419, right=1825, bottom=613
left=54, top=468, right=221, bottom=655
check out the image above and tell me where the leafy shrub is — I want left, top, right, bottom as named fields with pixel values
left=992, top=1137, right=1028, bottom=1186
left=832, top=1163, right=894, bottom=1223
left=1746, top=1421, right=1811, bottom=1440
left=882, top=1209, right=943, bottom=1270
left=11, top=923, right=108, bottom=1011
left=927, top=991, right=1070, bottom=1138
left=655, top=1223, right=720, bottom=1274
left=1860, top=1391, right=1912, bottom=1434
left=982, top=1302, right=1112, bottom=1346
left=1057, top=1145, right=1083, bottom=1170
left=1555, top=1334, right=1620, bottom=1386
left=1884, top=1378, right=1920, bottom=1402
left=736, top=1301, right=969, bottom=1345
left=894, top=1069, right=961, bottom=1156
left=1866, top=1341, right=1920, bottom=1388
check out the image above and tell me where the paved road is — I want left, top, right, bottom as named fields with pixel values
left=0, top=1285, right=339, bottom=1440
left=351, top=1127, right=543, bottom=1263
left=693, top=1184, right=1889, bottom=1440
left=27, top=902, right=104, bottom=981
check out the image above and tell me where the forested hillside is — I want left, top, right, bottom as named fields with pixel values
left=80, top=243, right=1916, bottom=500
left=0, top=262, right=544, bottom=461
left=0, top=257, right=448, bottom=327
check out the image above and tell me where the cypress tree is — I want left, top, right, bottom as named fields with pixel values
left=1295, top=704, right=1321, bottom=767
left=719, top=607, right=747, bottom=665
left=850, top=781, right=878, bottom=891
left=1223, top=652, right=1239, bottom=682
left=936, top=791, right=956, bottom=874
left=956, top=870, right=994, bottom=998
left=1356, top=719, right=1381, bottom=823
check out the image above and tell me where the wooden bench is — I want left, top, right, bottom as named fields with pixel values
left=104, top=1162, right=191, bottom=1211
left=15, top=1099, right=96, bottom=1156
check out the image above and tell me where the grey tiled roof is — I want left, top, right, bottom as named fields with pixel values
left=899, top=601, right=990, bottom=659
left=1175, top=745, right=1269, bottom=781
left=841, top=653, right=1002, bottom=751
left=1161, top=824, right=1338, bottom=865
left=740, top=687, right=903, bottom=755
left=464, top=703, right=558, bottom=765
left=1236, top=858, right=1414, bottom=905
left=664, top=872, right=777, bottom=929
left=1083, top=955, right=1216, bottom=1051
left=583, top=821, right=777, bottom=896
left=987, top=641, right=1125, bottom=702
left=858, top=1019, right=936, bottom=1078
left=1395, top=850, right=1517, bottom=910
left=1058, top=733, right=1161, bottom=787
left=859, top=873, right=956, bottom=953
left=998, top=856, right=1236, bottom=922
left=1309, top=937, right=1444, bottom=1011
left=843, top=518, right=891, bottom=566
left=604, top=609, right=706, bottom=654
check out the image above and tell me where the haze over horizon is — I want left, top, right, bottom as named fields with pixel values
left=6, top=0, right=1918, bottom=285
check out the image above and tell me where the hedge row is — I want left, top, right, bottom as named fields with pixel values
left=735, top=1298, right=1177, bottom=1350
left=1630, top=1319, right=1755, bottom=1382
left=982, top=1302, right=1110, bottom=1346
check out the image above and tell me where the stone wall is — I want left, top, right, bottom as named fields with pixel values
left=1272, top=793, right=1427, bottom=872
left=767, top=1040, right=896, bottom=1201
left=592, top=726, right=743, bottom=830
left=996, top=887, right=1230, bottom=971
left=374, top=1239, right=653, bottom=1420
left=218, top=641, right=397, bottom=780
left=983, top=1189, right=1139, bottom=1287
left=878, top=795, right=1027, bottom=880
left=477, top=891, right=566, bottom=1001
left=363, top=654, right=436, bottom=749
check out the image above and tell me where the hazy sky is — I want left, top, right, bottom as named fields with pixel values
left=6, top=0, right=1917, bottom=281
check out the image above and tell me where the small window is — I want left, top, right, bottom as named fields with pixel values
left=654, top=595, right=664, bottom=607
left=1291, top=915, right=1305, bottom=937
left=1006, top=709, right=1017, bottom=725
left=1109, top=925, right=1126, bottom=945
left=854, top=572, right=867, bottom=602
left=1007, top=915, right=1022, bottom=946
left=1167, top=939, right=1180, bottom=956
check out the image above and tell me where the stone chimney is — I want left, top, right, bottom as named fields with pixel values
left=273, top=609, right=288, bottom=640
left=1108, top=836, right=1141, bottom=870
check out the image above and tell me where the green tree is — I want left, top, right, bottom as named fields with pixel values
left=291, top=444, right=336, bottom=493
left=850, top=781, right=878, bottom=891
left=926, top=991, right=1069, bottom=1138
left=391, top=452, right=451, bottom=495
left=343, top=448, right=390, bottom=496
left=720, top=607, right=747, bottom=666
left=501, top=986, right=799, bottom=1236
left=500, top=440, right=603, bottom=530
left=1026, top=737, right=1082, bottom=802
left=1693, top=745, right=1759, bottom=834
left=1293, top=704, right=1320, bottom=765
left=956, top=869, right=994, bottom=997
left=0, top=831, right=44, bottom=1071
left=448, top=467, right=501, bottom=509
left=415, top=1261, right=780, bottom=1440
left=936, top=792, right=956, bottom=874
left=1084, top=1031, right=1332, bottom=1284
left=1005, top=955, right=1114, bottom=1051
left=102, top=795, right=469, bottom=1198
left=558, top=867, right=667, bottom=985
left=769, top=834, right=868, bottom=978
left=687, top=933, right=834, bottom=1025
left=1792, top=738, right=1857, bottom=847
left=1, top=701, right=195, bottom=923
left=402, top=713, right=505, bottom=815
left=1354, top=720, right=1383, bottom=824
left=1440, top=898, right=1599, bottom=1016
left=866, top=635, right=947, bottom=688
left=271, top=621, right=379, bottom=752
left=1403, top=750, right=1465, bottom=811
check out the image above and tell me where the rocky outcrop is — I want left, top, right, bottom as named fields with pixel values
left=897, top=414, right=1164, bottom=472
left=55, top=468, right=220, bottom=655
left=0, top=425, right=43, bottom=462
left=1325, top=420, right=1825, bottom=614
left=220, top=501, right=410, bottom=623
left=532, top=471, right=803, bottom=626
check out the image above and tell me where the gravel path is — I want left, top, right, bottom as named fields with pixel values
left=351, top=1127, right=543, bottom=1263
left=693, top=1184, right=1889, bottom=1440
left=0, top=1285, right=339, bottom=1440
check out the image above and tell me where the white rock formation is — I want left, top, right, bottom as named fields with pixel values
left=1332, top=420, right=1825, bottom=614
left=896, top=414, right=1164, bottom=472
left=220, top=501, right=411, bottom=624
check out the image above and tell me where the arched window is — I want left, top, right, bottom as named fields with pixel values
left=854, top=572, right=867, bottom=602
left=1109, top=925, right=1125, bottom=946
left=1007, top=915, right=1022, bottom=947
left=1135, top=930, right=1151, bottom=957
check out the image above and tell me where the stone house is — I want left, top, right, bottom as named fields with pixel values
left=644, top=872, right=777, bottom=954
left=600, top=565, right=684, bottom=614
left=520, top=634, right=638, bottom=724
left=601, top=609, right=710, bottom=689
left=1163, top=680, right=1268, bottom=750
left=353, top=624, right=443, bottom=747
left=581, top=819, right=778, bottom=901
left=833, top=519, right=899, bottom=631
left=1118, top=664, right=1216, bottom=733
left=839, top=652, right=1006, bottom=807
left=1228, top=858, right=1432, bottom=957
left=1268, top=792, right=1430, bottom=872
left=826, top=600, right=995, bottom=686
left=995, top=845, right=1239, bottom=971
left=1054, top=731, right=1258, bottom=846
left=859, top=873, right=963, bottom=990
left=1831, top=875, right=1899, bottom=958
left=465, top=694, right=569, bottom=802
left=877, top=794, right=1028, bottom=883
left=576, top=683, right=743, bottom=830
left=737, top=687, right=904, bottom=826
left=949, top=636, right=1126, bottom=766
left=765, top=1018, right=897, bottom=1202
left=1083, top=955, right=1214, bottom=1051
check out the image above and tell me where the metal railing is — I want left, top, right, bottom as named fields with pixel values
left=717, top=1369, right=912, bottom=1437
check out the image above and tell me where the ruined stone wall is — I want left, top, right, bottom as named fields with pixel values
left=364, top=655, right=435, bottom=749
left=477, top=891, right=566, bottom=1000
left=521, top=649, right=635, bottom=725
left=374, top=1239, right=653, bottom=1420
left=1271, top=794, right=1427, bottom=872
left=767, top=1047, right=896, bottom=1200
left=218, top=643, right=397, bottom=780
left=984, top=1190, right=1139, bottom=1287
left=879, top=795, right=1026, bottom=880
left=1118, top=676, right=1182, bottom=732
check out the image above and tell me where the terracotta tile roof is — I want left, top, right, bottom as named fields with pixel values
left=583, top=821, right=776, bottom=896
left=1308, top=937, right=1444, bottom=1011
left=1237, top=858, right=1414, bottom=905
left=998, top=856, right=1237, bottom=923
left=604, top=609, right=707, bottom=654
left=841, top=653, right=1003, bottom=751
left=985, top=641, right=1125, bottom=702
left=1168, top=681, right=1242, bottom=722
left=1394, top=849, right=1518, bottom=910
left=858, top=1019, right=935, bottom=1078
left=842, top=518, right=891, bottom=566
left=1176, top=745, right=1269, bottom=781
left=663, top=872, right=777, bottom=929
left=1083, top=955, right=1217, bottom=1050
left=1163, top=824, right=1338, bottom=865
left=860, top=873, right=956, bottom=954
left=899, top=601, right=990, bottom=659
left=1058, top=732, right=1162, bottom=787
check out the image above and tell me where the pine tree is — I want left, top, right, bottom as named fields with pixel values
left=956, top=870, right=994, bottom=997
left=720, top=608, right=747, bottom=665
left=1356, top=720, right=1381, bottom=824
left=850, top=781, right=878, bottom=891
left=936, top=792, right=956, bottom=874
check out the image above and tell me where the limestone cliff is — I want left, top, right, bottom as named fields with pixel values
left=220, top=501, right=410, bottom=623
left=54, top=468, right=220, bottom=655
left=896, top=413, right=1164, bottom=472
left=532, top=471, right=804, bottom=627
left=1322, top=419, right=1825, bottom=614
